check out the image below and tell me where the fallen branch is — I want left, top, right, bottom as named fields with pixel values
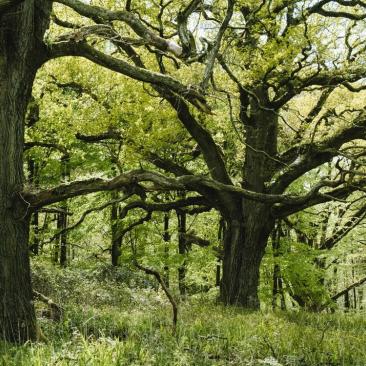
left=33, top=290, right=63, bottom=322
left=131, top=241, right=178, bottom=334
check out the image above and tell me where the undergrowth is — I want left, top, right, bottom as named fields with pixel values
left=0, top=261, right=365, bottom=366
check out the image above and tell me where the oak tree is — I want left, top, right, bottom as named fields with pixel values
left=1, top=0, right=366, bottom=342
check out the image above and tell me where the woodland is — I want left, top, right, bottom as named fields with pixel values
left=1, top=0, right=366, bottom=365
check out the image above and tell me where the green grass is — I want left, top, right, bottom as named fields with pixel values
left=1, top=262, right=365, bottom=365
left=1, top=300, right=365, bottom=365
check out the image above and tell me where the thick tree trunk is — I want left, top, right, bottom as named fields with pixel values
left=0, top=15, right=37, bottom=343
left=220, top=92, right=278, bottom=308
left=0, top=1, right=51, bottom=342
left=221, top=203, right=274, bottom=308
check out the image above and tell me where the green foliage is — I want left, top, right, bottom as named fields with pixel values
left=281, top=243, right=331, bottom=310
left=14, top=0, right=366, bottom=359
left=2, top=263, right=366, bottom=366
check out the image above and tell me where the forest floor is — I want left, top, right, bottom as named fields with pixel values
left=1, top=261, right=365, bottom=366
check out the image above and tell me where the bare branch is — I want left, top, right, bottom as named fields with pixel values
left=273, top=178, right=366, bottom=218
left=133, top=256, right=178, bottom=334
left=44, top=195, right=131, bottom=244
left=201, top=0, right=234, bottom=91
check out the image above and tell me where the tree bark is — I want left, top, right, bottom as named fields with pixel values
left=0, top=1, right=51, bottom=342
left=111, top=191, right=122, bottom=266
left=28, top=158, right=40, bottom=255
left=221, top=203, right=274, bottom=308
left=177, top=209, right=187, bottom=296
left=221, top=101, right=277, bottom=308
left=58, top=202, right=68, bottom=266
left=163, top=212, right=170, bottom=287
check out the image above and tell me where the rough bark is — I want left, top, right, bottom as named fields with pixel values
left=221, top=204, right=274, bottom=308
left=220, top=96, right=278, bottom=307
left=28, top=158, right=40, bottom=255
left=0, top=0, right=51, bottom=342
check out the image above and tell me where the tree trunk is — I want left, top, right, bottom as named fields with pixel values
left=163, top=212, right=170, bottom=287
left=177, top=209, right=187, bottom=296
left=220, top=203, right=274, bottom=308
left=111, top=192, right=122, bottom=266
left=58, top=203, right=68, bottom=267
left=221, top=92, right=278, bottom=308
left=271, top=222, right=286, bottom=310
left=0, top=10, right=36, bottom=343
left=59, top=154, right=70, bottom=267
left=0, top=1, right=51, bottom=342
left=344, top=291, right=350, bottom=310
left=53, top=213, right=60, bottom=264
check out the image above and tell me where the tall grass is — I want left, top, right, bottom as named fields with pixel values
left=1, top=300, right=365, bottom=365
left=1, top=262, right=364, bottom=365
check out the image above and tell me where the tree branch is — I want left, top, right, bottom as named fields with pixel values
left=75, top=130, right=122, bottom=143
left=24, top=141, right=69, bottom=156
left=331, top=276, right=366, bottom=301
left=147, top=152, right=193, bottom=176
left=320, top=203, right=366, bottom=249
left=177, top=0, right=201, bottom=57
left=272, top=116, right=366, bottom=193
left=25, top=168, right=360, bottom=213
left=24, top=170, right=185, bottom=209
left=47, top=41, right=209, bottom=112
left=200, top=0, right=234, bottom=91
left=54, top=0, right=183, bottom=56
left=273, top=179, right=366, bottom=218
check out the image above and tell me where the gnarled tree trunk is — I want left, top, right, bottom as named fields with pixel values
left=221, top=203, right=274, bottom=308
left=0, top=1, right=51, bottom=342
left=221, top=95, right=277, bottom=308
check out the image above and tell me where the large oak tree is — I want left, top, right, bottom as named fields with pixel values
left=1, top=0, right=366, bottom=342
